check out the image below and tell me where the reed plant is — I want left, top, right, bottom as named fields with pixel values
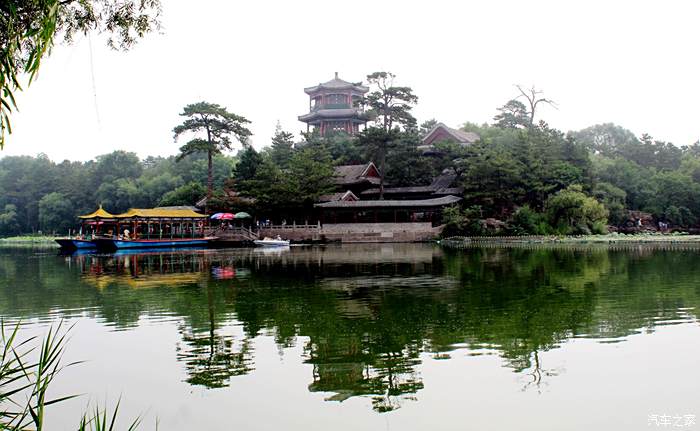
left=0, top=321, right=141, bottom=431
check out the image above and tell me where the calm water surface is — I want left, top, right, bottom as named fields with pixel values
left=1, top=244, right=699, bottom=430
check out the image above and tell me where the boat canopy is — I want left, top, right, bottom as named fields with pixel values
left=115, top=208, right=208, bottom=219
left=78, top=205, right=115, bottom=219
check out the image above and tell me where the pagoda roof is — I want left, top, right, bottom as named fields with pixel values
left=315, top=195, right=462, bottom=209
left=298, top=108, right=367, bottom=123
left=304, top=73, right=369, bottom=95
left=114, top=207, right=207, bottom=219
left=78, top=205, right=115, bottom=219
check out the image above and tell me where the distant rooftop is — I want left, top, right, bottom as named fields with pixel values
left=304, top=72, right=369, bottom=95
left=421, top=123, right=480, bottom=147
left=315, top=195, right=462, bottom=209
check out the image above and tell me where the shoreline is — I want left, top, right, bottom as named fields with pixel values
left=440, top=234, right=700, bottom=249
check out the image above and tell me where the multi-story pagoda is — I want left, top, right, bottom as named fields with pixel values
left=298, top=73, right=369, bottom=136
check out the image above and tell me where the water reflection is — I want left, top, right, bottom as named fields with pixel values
left=1, top=244, right=699, bottom=411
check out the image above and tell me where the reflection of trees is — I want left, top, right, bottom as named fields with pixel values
left=5, top=245, right=700, bottom=408
left=305, top=336, right=423, bottom=412
left=176, top=284, right=253, bottom=389
left=177, top=327, right=253, bottom=388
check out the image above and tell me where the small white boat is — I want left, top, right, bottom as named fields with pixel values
left=253, top=237, right=290, bottom=247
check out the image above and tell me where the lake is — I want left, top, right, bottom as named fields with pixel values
left=0, top=243, right=698, bottom=430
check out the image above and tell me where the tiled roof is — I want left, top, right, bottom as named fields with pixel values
left=298, top=108, right=367, bottom=122
left=78, top=206, right=115, bottom=219
left=318, top=190, right=359, bottom=203
left=304, top=73, right=369, bottom=94
left=360, top=171, right=461, bottom=196
left=334, top=163, right=380, bottom=185
left=115, top=208, right=207, bottom=219
left=315, top=195, right=462, bottom=208
left=422, top=123, right=480, bottom=145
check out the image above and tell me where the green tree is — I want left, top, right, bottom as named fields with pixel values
left=159, top=182, right=207, bottom=207
left=545, top=185, right=608, bottom=234
left=359, top=72, right=419, bottom=199
left=95, top=178, right=140, bottom=213
left=287, top=144, right=336, bottom=206
left=38, top=191, right=74, bottom=233
left=507, top=205, right=550, bottom=235
left=384, top=132, right=433, bottom=187
left=233, top=144, right=263, bottom=194
left=592, top=182, right=627, bottom=225
left=418, top=119, right=438, bottom=138
left=269, top=122, right=295, bottom=169
left=1, top=0, right=161, bottom=148
left=240, top=156, right=287, bottom=212
left=358, top=127, right=395, bottom=199
left=493, top=99, right=529, bottom=129
left=93, top=151, right=142, bottom=184
left=363, top=71, right=418, bottom=131
left=0, top=204, right=20, bottom=236
left=173, top=102, right=252, bottom=215
left=568, top=123, right=639, bottom=156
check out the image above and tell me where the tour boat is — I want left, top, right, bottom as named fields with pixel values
left=253, top=237, right=290, bottom=247
left=55, top=205, right=117, bottom=251
left=54, top=238, right=97, bottom=250
left=91, top=207, right=212, bottom=251
left=93, top=237, right=213, bottom=251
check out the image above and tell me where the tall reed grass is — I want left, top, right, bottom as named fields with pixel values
left=1, top=321, right=142, bottom=430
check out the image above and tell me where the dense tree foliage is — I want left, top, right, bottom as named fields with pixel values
left=238, top=142, right=336, bottom=219
left=0, top=151, right=234, bottom=235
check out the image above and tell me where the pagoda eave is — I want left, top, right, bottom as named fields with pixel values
left=304, top=84, right=369, bottom=95
left=299, top=109, right=368, bottom=123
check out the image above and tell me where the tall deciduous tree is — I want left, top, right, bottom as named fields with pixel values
left=515, top=85, right=556, bottom=128
left=1, top=0, right=162, bottom=148
left=173, top=102, right=251, bottom=215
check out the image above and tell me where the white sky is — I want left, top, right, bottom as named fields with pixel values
left=4, top=0, right=700, bottom=161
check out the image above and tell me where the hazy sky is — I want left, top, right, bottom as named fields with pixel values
left=4, top=0, right=699, bottom=161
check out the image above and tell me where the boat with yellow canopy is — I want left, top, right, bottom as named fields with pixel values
left=92, top=206, right=214, bottom=251
left=55, top=205, right=117, bottom=250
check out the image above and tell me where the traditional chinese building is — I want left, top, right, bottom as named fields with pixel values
left=417, top=122, right=480, bottom=156
left=298, top=73, right=369, bottom=136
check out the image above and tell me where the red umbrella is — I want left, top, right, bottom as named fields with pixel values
left=218, top=213, right=235, bottom=220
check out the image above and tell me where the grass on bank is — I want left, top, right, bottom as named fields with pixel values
left=0, top=236, right=59, bottom=248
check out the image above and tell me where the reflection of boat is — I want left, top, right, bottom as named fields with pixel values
left=253, top=237, right=290, bottom=247
left=112, top=247, right=208, bottom=256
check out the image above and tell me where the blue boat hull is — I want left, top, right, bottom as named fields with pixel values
left=55, top=239, right=96, bottom=250
left=94, top=238, right=211, bottom=251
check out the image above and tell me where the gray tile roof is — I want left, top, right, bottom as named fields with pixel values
left=333, top=163, right=380, bottom=185
left=298, top=108, right=367, bottom=122
left=315, top=195, right=462, bottom=208
left=304, top=73, right=369, bottom=95
left=422, top=122, right=480, bottom=145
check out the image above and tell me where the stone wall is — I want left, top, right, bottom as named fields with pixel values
left=322, top=222, right=442, bottom=243
left=259, top=226, right=322, bottom=241
left=259, top=223, right=444, bottom=243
